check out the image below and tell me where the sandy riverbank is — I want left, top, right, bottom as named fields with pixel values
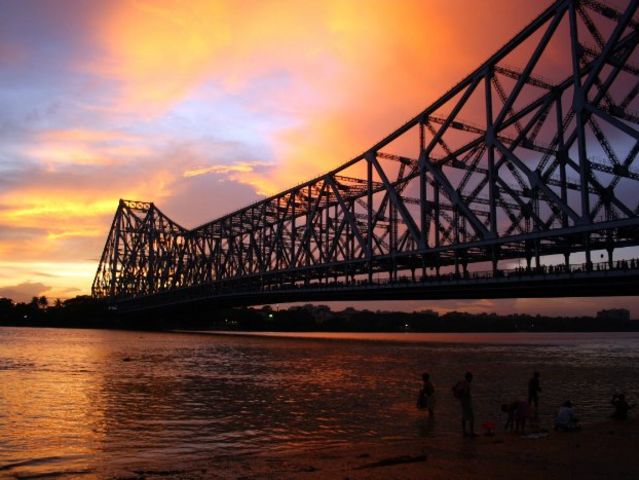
left=111, top=419, right=638, bottom=479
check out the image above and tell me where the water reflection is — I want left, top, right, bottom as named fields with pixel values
left=0, top=328, right=638, bottom=478
left=0, top=328, right=113, bottom=478
left=416, top=416, right=435, bottom=437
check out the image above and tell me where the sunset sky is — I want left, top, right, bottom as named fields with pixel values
left=1, top=0, right=637, bottom=316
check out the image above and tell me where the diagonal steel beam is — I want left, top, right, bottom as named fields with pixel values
left=420, top=151, right=493, bottom=240
left=368, top=153, right=425, bottom=249
left=494, top=138, right=581, bottom=223
left=326, top=175, right=368, bottom=253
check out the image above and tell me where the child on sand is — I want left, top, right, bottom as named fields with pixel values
left=554, top=401, right=580, bottom=431
left=501, top=400, right=529, bottom=433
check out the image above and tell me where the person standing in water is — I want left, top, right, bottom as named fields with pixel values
left=528, top=371, right=542, bottom=416
left=611, top=394, right=635, bottom=420
left=453, top=372, right=477, bottom=437
left=417, top=372, right=436, bottom=416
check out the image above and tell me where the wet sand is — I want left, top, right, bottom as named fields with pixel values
left=119, top=419, right=638, bottom=479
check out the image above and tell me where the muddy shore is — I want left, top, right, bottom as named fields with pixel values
left=111, top=419, right=638, bottom=479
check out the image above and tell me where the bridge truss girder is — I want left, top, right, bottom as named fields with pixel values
left=92, top=0, right=639, bottom=305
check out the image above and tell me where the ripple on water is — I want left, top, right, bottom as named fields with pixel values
left=0, top=455, right=94, bottom=479
left=0, top=358, right=36, bottom=370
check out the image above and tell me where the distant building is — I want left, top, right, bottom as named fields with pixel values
left=596, top=309, right=630, bottom=322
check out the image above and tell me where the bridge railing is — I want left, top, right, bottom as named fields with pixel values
left=248, top=258, right=639, bottom=292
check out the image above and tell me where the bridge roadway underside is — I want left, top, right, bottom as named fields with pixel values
left=111, top=268, right=639, bottom=313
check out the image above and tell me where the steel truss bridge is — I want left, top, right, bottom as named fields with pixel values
left=93, top=0, right=639, bottom=312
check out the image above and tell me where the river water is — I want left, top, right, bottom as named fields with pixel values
left=0, top=327, right=638, bottom=478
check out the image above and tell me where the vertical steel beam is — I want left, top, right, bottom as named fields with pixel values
left=569, top=1, right=591, bottom=223
left=485, top=69, right=498, bottom=236
left=367, top=156, right=373, bottom=282
left=556, top=95, right=569, bottom=228
left=419, top=120, right=429, bottom=250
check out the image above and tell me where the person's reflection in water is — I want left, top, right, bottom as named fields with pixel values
left=417, top=414, right=435, bottom=437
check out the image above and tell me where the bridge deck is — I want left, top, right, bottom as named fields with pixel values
left=111, top=263, right=639, bottom=312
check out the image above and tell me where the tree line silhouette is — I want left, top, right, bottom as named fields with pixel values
left=0, top=296, right=636, bottom=332
left=0, top=295, right=113, bottom=328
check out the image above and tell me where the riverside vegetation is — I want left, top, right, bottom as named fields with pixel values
left=0, top=296, right=636, bottom=332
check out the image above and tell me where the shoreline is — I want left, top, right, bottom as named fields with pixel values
left=2, top=323, right=639, bottom=335
left=148, top=418, right=638, bottom=479
left=172, top=329, right=639, bottom=346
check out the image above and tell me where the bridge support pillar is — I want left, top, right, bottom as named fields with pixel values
left=564, top=252, right=570, bottom=272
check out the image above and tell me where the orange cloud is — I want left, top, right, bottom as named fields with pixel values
left=0, top=282, right=50, bottom=302
left=0, top=164, right=179, bottom=266
left=257, top=0, right=551, bottom=193
left=94, top=1, right=443, bottom=111
left=0, top=262, right=97, bottom=301
left=183, top=161, right=268, bottom=178
left=0, top=191, right=115, bottom=264
left=23, top=129, right=151, bottom=168
left=2, top=195, right=116, bottom=225
left=90, top=0, right=549, bottom=194
left=95, top=0, right=231, bottom=110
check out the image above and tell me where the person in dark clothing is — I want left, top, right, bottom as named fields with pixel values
left=528, top=371, right=542, bottom=415
left=501, top=400, right=529, bottom=433
left=611, top=394, right=635, bottom=420
left=417, top=372, right=436, bottom=416
left=453, top=372, right=477, bottom=437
